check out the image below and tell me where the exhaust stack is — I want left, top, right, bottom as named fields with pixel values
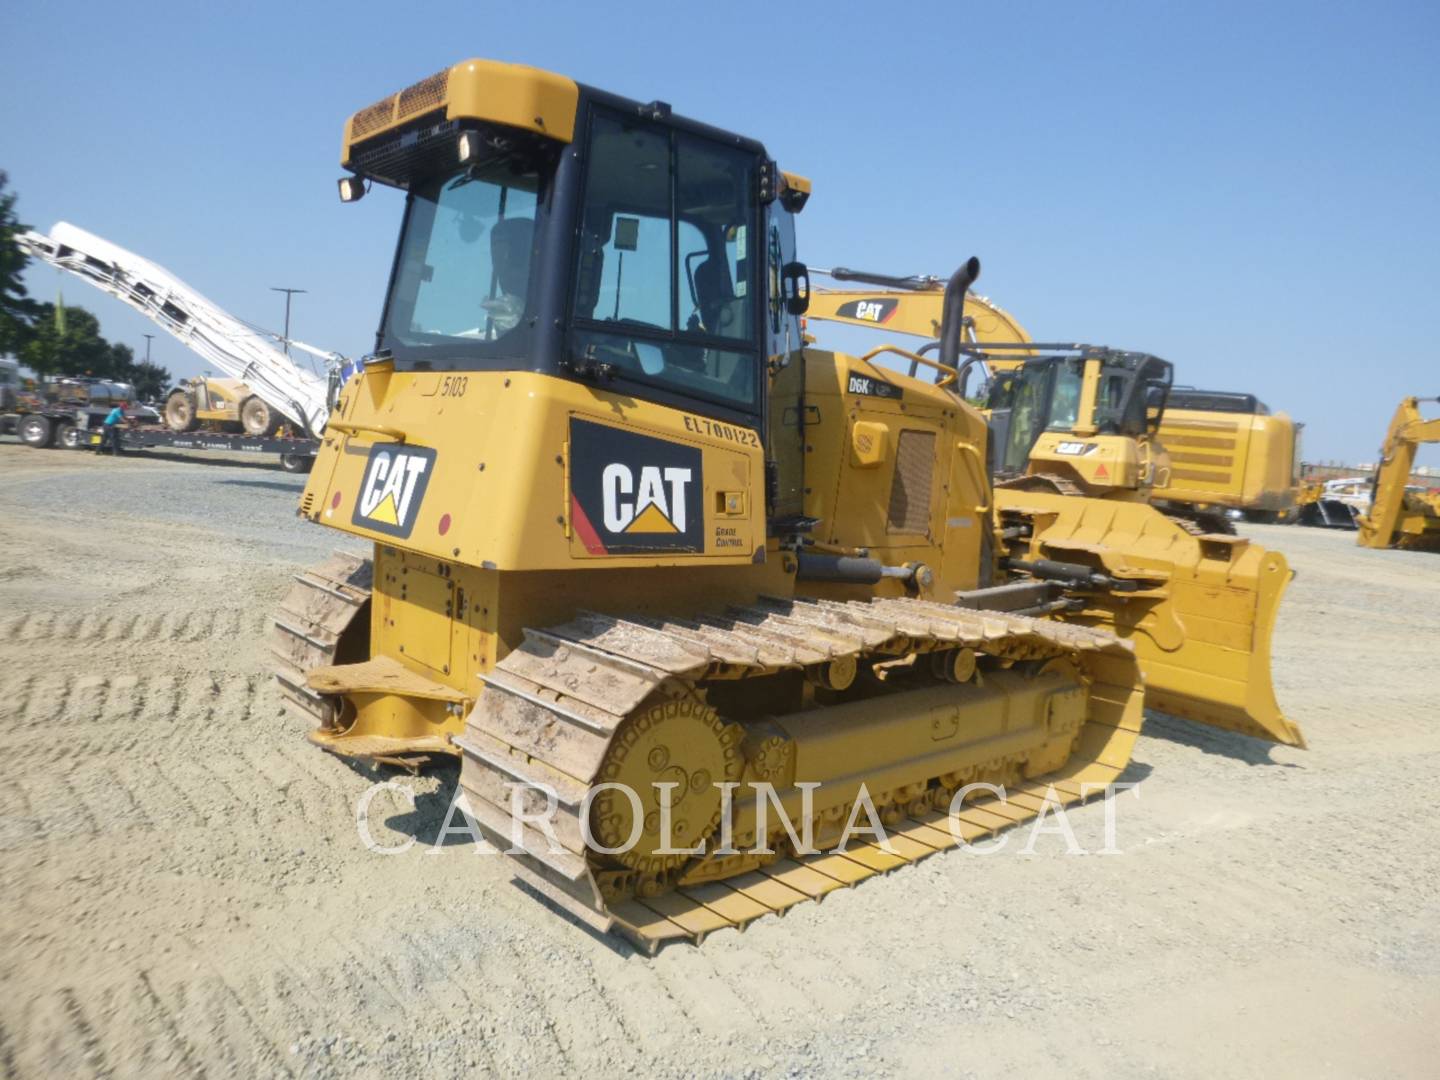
left=938, top=256, right=981, bottom=369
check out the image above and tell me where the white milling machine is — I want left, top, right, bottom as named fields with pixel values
left=18, top=223, right=344, bottom=438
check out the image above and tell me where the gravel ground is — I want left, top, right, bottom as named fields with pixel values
left=1, top=438, right=1438, bottom=1078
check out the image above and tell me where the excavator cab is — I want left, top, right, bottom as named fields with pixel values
left=977, top=344, right=1173, bottom=497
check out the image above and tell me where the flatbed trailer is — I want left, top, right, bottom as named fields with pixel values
left=72, top=421, right=318, bottom=472
left=5, top=405, right=317, bottom=472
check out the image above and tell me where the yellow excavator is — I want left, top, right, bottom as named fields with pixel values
left=1356, top=396, right=1440, bottom=551
left=811, top=273, right=1178, bottom=502
left=809, top=272, right=1301, bottom=530
left=1150, top=389, right=1300, bottom=525
left=271, top=59, right=1299, bottom=951
left=807, top=266, right=1033, bottom=357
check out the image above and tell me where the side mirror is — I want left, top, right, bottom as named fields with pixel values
left=782, top=261, right=810, bottom=315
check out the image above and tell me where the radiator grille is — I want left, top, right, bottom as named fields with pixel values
left=350, top=97, right=397, bottom=139
left=397, top=70, right=448, bottom=119
left=887, top=430, right=935, bottom=534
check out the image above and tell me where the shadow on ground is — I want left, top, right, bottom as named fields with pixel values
left=216, top=477, right=308, bottom=493
left=1142, top=709, right=1300, bottom=767
left=84, top=447, right=301, bottom=472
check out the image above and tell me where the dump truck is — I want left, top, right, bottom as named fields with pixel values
left=273, top=59, right=1299, bottom=951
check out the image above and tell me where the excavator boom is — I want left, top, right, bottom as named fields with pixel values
left=1356, top=396, right=1440, bottom=550
left=808, top=267, right=1033, bottom=365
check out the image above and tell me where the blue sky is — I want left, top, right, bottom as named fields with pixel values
left=3, top=0, right=1437, bottom=464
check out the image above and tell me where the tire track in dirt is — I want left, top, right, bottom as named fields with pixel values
left=55, top=988, right=113, bottom=1078
left=135, top=972, right=209, bottom=1079
left=0, top=608, right=270, bottom=645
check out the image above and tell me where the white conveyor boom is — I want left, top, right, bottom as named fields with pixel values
left=18, top=222, right=342, bottom=437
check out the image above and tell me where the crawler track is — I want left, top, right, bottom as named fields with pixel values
left=457, top=596, right=1144, bottom=952
left=270, top=551, right=372, bottom=730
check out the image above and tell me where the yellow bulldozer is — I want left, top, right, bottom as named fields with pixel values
left=271, top=59, right=1300, bottom=951
left=163, top=375, right=284, bottom=435
left=1356, top=396, right=1440, bottom=551
left=808, top=272, right=1301, bottom=529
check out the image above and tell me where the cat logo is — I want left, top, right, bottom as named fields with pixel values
left=569, top=418, right=704, bottom=555
left=351, top=444, right=437, bottom=539
left=602, top=464, right=692, bottom=534
left=836, top=297, right=898, bottom=325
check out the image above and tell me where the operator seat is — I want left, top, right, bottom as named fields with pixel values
left=484, top=216, right=534, bottom=337
left=693, top=256, right=738, bottom=337
left=692, top=255, right=754, bottom=397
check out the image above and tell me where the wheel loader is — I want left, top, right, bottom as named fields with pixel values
left=272, top=59, right=1299, bottom=951
left=164, top=375, right=282, bottom=435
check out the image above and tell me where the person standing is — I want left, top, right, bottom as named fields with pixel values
left=100, top=401, right=126, bottom=455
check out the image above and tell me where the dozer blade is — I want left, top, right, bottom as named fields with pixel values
left=993, top=488, right=1304, bottom=748
left=455, top=596, right=1145, bottom=952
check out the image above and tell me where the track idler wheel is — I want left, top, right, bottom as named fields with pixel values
left=590, top=695, right=744, bottom=878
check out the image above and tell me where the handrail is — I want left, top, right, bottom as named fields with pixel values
left=856, top=345, right=957, bottom=388
left=327, top=421, right=407, bottom=443
left=956, top=441, right=990, bottom=512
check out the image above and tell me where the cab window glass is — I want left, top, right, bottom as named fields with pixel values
left=387, top=161, right=539, bottom=347
left=1046, top=359, right=1084, bottom=430
left=572, top=110, right=758, bottom=412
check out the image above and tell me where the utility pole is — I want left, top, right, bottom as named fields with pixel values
left=142, top=334, right=154, bottom=364
left=270, top=287, right=307, bottom=356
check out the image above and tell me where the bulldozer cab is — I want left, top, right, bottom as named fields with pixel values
left=980, top=346, right=1173, bottom=481
left=358, top=73, right=809, bottom=443
left=332, top=63, right=821, bottom=564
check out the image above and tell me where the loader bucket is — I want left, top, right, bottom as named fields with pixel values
left=993, top=489, right=1304, bottom=748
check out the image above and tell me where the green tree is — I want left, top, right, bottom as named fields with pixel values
left=20, top=301, right=132, bottom=380
left=0, top=170, right=37, bottom=354
left=19, top=304, right=62, bottom=378
left=128, top=360, right=172, bottom=400
left=104, top=341, right=136, bottom=381
left=51, top=304, right=113, bottom=376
